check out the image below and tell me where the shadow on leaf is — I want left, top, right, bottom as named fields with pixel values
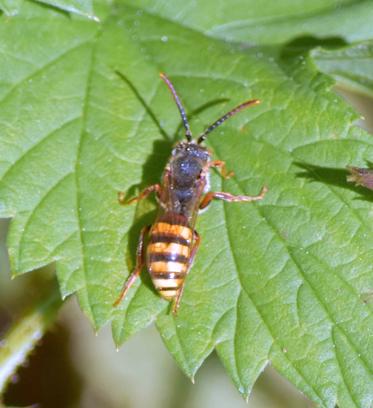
left=123, top=139, right=173, bottom=295
left=280, top=35, right=347, bottom=59
left=294, top=162, right=373, bottom=202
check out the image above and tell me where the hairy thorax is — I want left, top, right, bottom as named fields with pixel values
left=166, top=142, right=210, bottom=218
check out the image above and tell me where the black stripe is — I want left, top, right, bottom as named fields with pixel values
left=152, top=272, right=186, bottom=279
left=149, top=252, right=188, bottom=264
left=158, top=286, right=180, bottom=291
left=149, top=234, right=189, bottom=246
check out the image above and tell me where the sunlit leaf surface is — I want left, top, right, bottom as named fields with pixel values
left=0, top=2, right=372, bottom=406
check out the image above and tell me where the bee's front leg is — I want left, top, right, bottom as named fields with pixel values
left=118, top=184, right=161, bottom=205
left=208, top=160, right=234, bottom=179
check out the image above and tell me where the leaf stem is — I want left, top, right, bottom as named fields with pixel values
left=0, top=286, right=62, bottom=395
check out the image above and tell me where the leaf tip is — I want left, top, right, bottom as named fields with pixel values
left=88, top=14, right=100, bottom=23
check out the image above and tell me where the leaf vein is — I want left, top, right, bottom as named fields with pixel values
left=0, top=39, right=94, bottom=106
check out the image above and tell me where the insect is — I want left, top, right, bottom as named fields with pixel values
left=114, top=73, right=267, bottom=314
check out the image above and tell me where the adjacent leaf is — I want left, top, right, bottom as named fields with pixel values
left=36, top=0, right=96, bottom=20
left=0, top=2, right=372, bottom=407
left=0, top=0, right=23, bottom=16
left=0, top=0, right=95, bottom=18
left=123, top=0, right=373, bottom=45
left=312, top=41, right=373, bottom=98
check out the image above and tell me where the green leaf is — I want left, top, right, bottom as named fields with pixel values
left=0, top=2, right=372, bottom=407
left=123, top=0, right=373, bottom=45
left=312, top=41, right=373, bottom=98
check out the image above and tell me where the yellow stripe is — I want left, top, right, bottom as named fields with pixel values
left=150, top=261, right=187, bottom=273
left=159, top=290, right=178, bottom=300
left=148, top=243, right=190, bottom=258
left=153, top=278, right=184, bottom=288
left=152, top=222, right=192, bottom=241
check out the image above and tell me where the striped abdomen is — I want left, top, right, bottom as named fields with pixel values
left=147, top=216, right=192, bottom=300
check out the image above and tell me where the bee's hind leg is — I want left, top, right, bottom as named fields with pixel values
left=113, top=225, right=151, bottom=306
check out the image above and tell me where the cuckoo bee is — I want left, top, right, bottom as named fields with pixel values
left=114, top=73, right=267, bottom=314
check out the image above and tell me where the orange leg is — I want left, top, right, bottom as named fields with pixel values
left=113, top=225, right=150, bottom=306
left=172, top=231, right=201, bottom=315
left=199, top=186, right=268, bottom=210
left=118, top=184, right=161, bottom=205
left=208, top=160, right=234, bottom=179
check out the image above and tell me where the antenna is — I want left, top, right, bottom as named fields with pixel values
left=160, top=73, right=192, bottom=142
left=197, top=99, right=260, bottom=144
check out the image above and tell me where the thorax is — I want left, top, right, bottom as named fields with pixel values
left=161, top=142, right=210, bottom=223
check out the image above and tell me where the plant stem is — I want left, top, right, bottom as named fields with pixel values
left=0, top=286, right=62, bottom=394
